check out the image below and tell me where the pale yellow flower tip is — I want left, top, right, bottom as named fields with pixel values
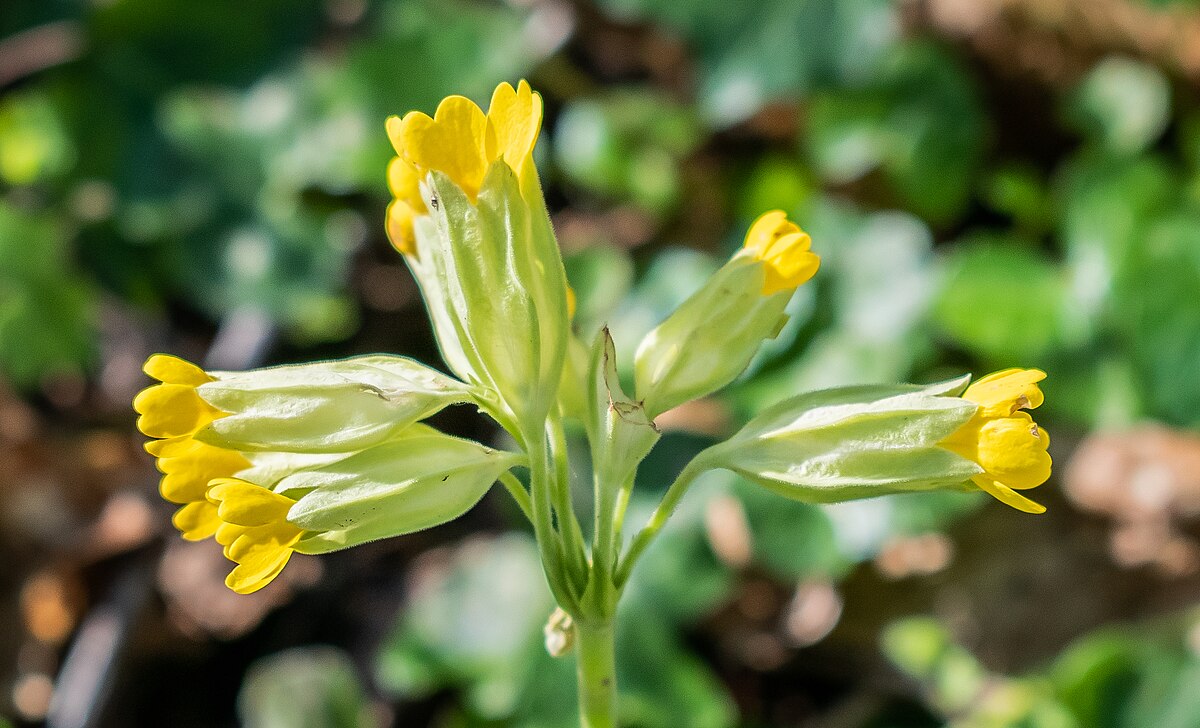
left=942, top=368, right=1052, bottom=514
left=207, top=479, right=305, bottom=594
left=742, top=210, right=820, bottom=295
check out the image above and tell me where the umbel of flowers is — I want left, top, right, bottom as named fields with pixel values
left=134, top=81, right=1051, bottom=727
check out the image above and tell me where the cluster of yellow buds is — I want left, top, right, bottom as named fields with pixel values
left=134, top=354, right=518, bottom=592
left=134, top=80, right=1052, bottom=602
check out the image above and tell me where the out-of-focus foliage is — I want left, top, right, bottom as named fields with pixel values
left=0, top=0, right=562, bottom=373
left=239, top=647, right=374, bottom=728
left=885, top=615, right=1200, bottom=728
left=0, top=203, right=93, bottom=386
left=6, top=0, right=1200, bottom=725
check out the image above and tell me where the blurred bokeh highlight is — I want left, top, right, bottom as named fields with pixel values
left=3, top=0, right=1200, bottom=726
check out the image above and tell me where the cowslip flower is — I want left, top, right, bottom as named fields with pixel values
left=203, top=427, right=521, bottom=594
left=697, top=377, right=983, bottom=503
left=134, top=351, right=514, bottom=591
left=385, top=80, right=542, bottom=255
left=634, top=209, right=820, bottom=417
left=384, top=80, right=569, bottom=429
left=740, top=210, right=820, bottom=295
left=134, top=78, right=1057, bottom=727
left=939, top=368, right=1052, bottom=513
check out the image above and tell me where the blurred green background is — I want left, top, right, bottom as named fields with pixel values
left=3, top=0, right=1200, bottom=726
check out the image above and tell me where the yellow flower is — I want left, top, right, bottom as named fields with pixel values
left=134, top=354, right=250, bottom=541
left=207, top=479, right=307, bottom=594
left=741, top=210, right=820, bottom=295
left=940, top=368, right=1052, bottom=514
left=384, top=80, right=543, bottom=254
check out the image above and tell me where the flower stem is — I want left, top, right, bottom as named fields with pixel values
left=575, top=619, right=617, bottom=728
left=615, top=459, right=704, bottom=587
left=498, top=470, right=533, bottom=523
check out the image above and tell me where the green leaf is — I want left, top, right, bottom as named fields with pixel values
left=934, top=234, right=1065, bottom=362
left=807, top=43, right=987, bottom=222
left=0, top=204, right=94, bottom=387
left=375, top=534, right=554, bottom=712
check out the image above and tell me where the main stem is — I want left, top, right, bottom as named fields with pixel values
left=575, top=619, right=617, bottom=728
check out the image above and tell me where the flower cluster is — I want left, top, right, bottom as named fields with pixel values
left=135, top=354, right=518, bottom=593
left=135, top=80, right=1052, bottom=600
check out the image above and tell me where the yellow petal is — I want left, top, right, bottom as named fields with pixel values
left=223, top=525, right=303, bottom=593
left=385, top=115, right=406, bottom=156
left=742, top=210, right=797, bottom=254
left=145, top=435, right=203, bottom=458
left=134, top=384, right=221, bottom=439
left=387, top=156, right=423, bottom=206
left=216, top=522, right=249, bottom=550
left=760, top=231, right=820, bottom=295
left=399, top=96, right=489, bottom=198
left=974, top=415, right=1052, bottom=490
left=386, top=199, right=417, bottom=257
left=963, top=369, right=1046, bottom=417
left=172, top=501, right=222, bottom=541
left=485, top=80, right=543, bottom=176
left=143, top=354, right=212, bottom=386
left=225, top=546, right=294, bottom=594
left=158, top=446, right=251, bottom=504
left=207, top=479, right=296, bottom=526
left=972, top=476, right=1047, bottom=514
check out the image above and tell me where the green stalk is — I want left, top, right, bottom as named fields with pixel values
left=615, top=459, right=704, bottom=587
left=526, top=423, right=580, bottom=614
left=575, top=619, right=618, bottom=728
left=549, top=416, right=589, bottom=586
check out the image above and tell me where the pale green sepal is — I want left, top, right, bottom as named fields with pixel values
left=194, top=355, right=473, bottom=453
left=408, top=214, right=486, bottom=388
left=414, top=162, right=570, bottom=430
left=916, top=373, right=972, bottom=398
left=283, top=427, right=521, bottom=553
left=700, top=384, right=983, bottom=505
left=238, top=451, right=354, bottom=489
left=586, top=328, right=659, bottom=491
left=634, top=257, right=791, bottom=418
left=558, top=332, right=591, bottom=421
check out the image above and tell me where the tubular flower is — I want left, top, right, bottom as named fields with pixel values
left=384, top=80, right=543, bottom=254
left=134, top=355, right=249, bottom=541
left=939, top=368, right=1052, bottom=514
left=633, top=210, right=818, bottom=416
left=207, top=479, right=307, bottom=594
left=740, top=210, right=820, bottom=295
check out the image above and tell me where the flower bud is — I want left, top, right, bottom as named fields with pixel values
left=192, top=355, right=474, bottom=453
left=634, top=211, right=818, bottom=418
left=939, top=368, right=1051, bottom=513
left=700, top=378, right=983, bottom=503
